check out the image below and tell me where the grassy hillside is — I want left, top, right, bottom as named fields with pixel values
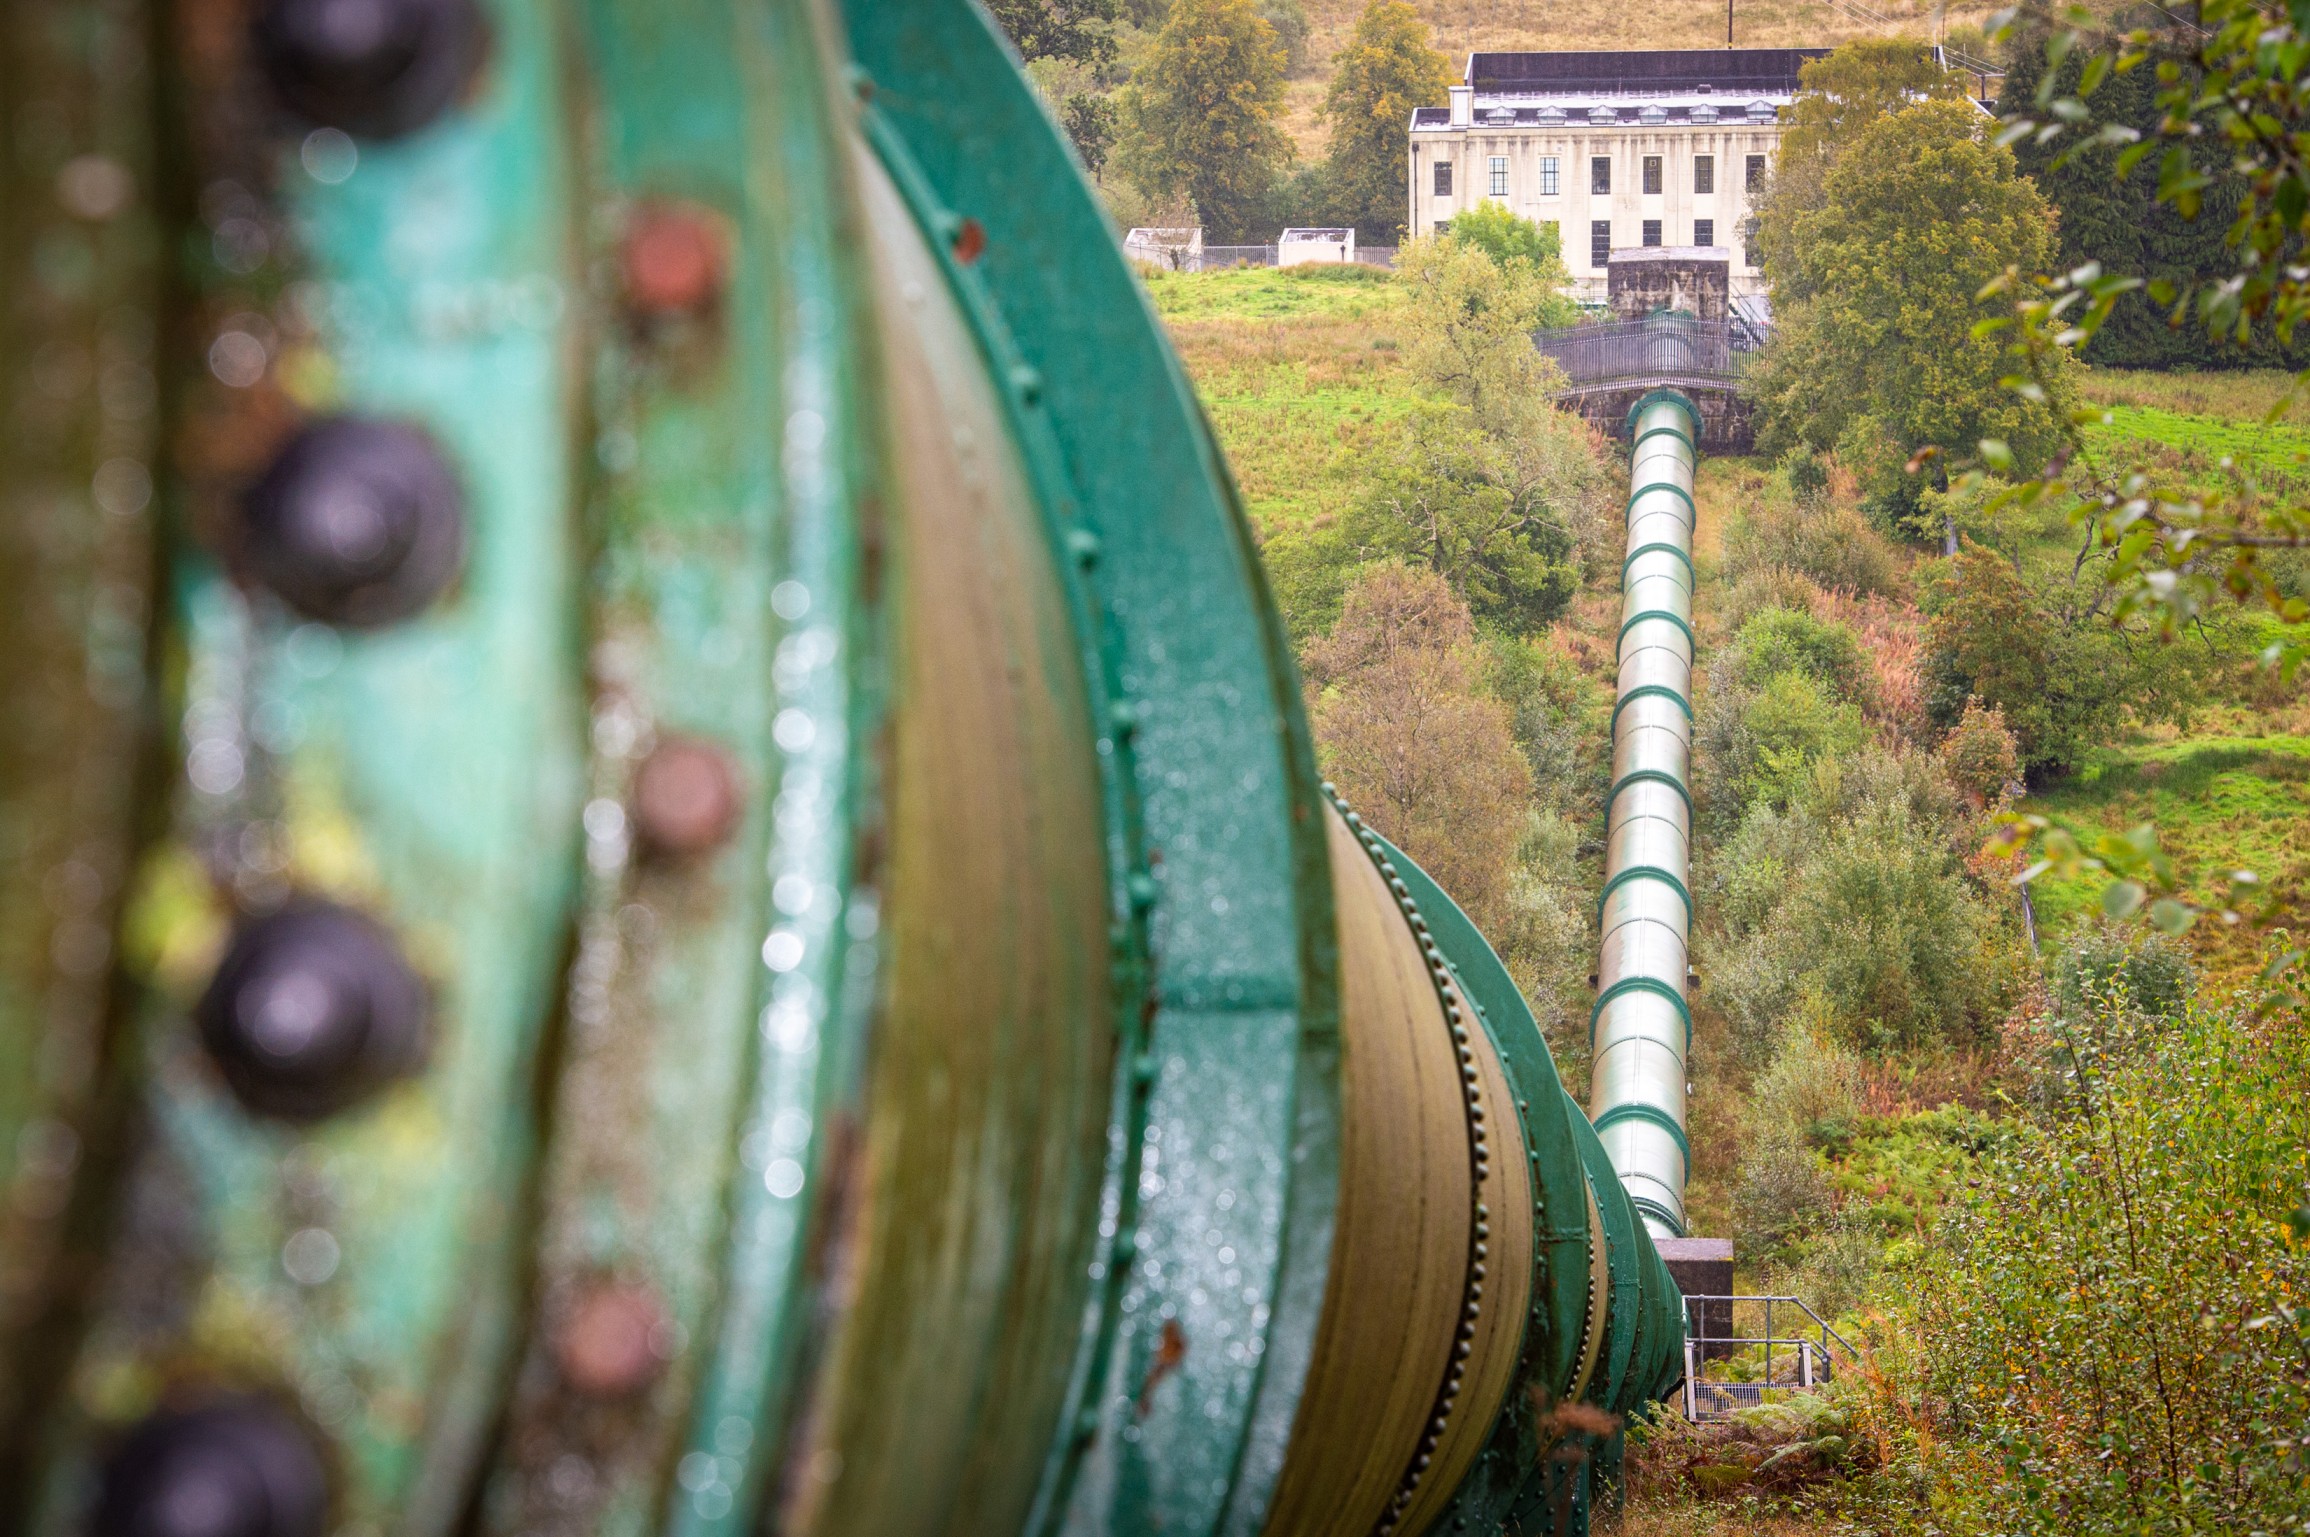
left=1278, top=0, right=2009, bottom=158
left=1146, top=265, right=1418, bottom=532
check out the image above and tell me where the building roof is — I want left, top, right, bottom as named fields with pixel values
left=1411, top=46, right=1838, bottom=131
left=1466, top=48, right=1829, bottom=98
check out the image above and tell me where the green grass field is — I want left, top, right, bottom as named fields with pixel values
left=1154, top=267, right=1420, bottom=533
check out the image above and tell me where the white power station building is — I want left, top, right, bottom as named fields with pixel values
left=1408, top=48, right=1827, bottom=304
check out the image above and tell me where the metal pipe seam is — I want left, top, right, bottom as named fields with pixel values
left=1621, top=541, right=1696, bottom=584
left=1610, top=684, right=1693, bottom=728
left=1625, top=483, right=1696, bottom=518
left=1615, top=610, right=1695, bottom=653
left=1593, top=1102, right=1691, bottom=1161
left=1589, top=978, right=1692, bottom=1046
left=1606, top=769, right=1692, bottom=818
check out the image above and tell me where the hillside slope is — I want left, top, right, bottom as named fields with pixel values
left=1279, top=0, right=2006, bottom=156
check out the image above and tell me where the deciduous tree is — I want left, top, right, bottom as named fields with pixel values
left=1744, top=99, right=2069, bottom=527
left=1114, top=0, right=1291, bottom=241
left=1320, top=2, right=1452, bottom=242
left=987, top=0, right=1120, bottom=69
left=1302, top=564, right=1531, bottom=929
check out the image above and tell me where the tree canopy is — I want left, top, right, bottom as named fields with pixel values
left=1321, top=2, right=1452, bottom=243
left=1745, top=98, right=2068, bottom=526
left=1115, top=0, right=1291, bottom=241
left=986, top=0, right=1120, bottom=70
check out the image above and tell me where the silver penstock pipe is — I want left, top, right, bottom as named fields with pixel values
left=1590, top=388, right=1700, bottom=1239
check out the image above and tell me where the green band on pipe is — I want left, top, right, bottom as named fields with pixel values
left=1628, top=1195, right=1688, bottom=1236
left=1624, top=386, right=1702, bottom=440
left=1596, top=863, right=1693, bottom=922
left=1625, top=481, right=1696, bottom=517
left=1592, top=1102, right=1693, bottom=1162
left=1632, top=423, right=1694, bottom=455
left=1610, top=684, right=1692, bottom=726
left=1607, top=768, right=1693, bottom=816
left=1620, top=541, right=1695, bottom=585
left=1589, top=975, right=1694, bottom=1050
left=1616, top=608, right=1695, bottom=654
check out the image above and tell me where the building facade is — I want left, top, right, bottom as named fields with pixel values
left=1408, top=49, right=1828, bottom=304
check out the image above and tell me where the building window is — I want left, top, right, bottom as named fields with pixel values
left=1694, top=155, right=1714, bottom=194
left=1642, top=219, right=1662, bottom=247
left=1694, top=218, right=1714, bottom=247
left=1489, top=156, right=1508, bottom=197
left=1540, top=156, right=1559, bottom=196
left=1745, top=154, right=1766, bottom=191
left=1642, top=155, right=1662, bottom=195
left=1591, top=156, right=1611, bottom=194
left=1542, top=219, right=1560, bottom=249
left=1590, top=220, right=1611, bottom=266
left=1435, top=160, right=1453, bottom=197
left=1742, top=216, right=1760, bottom=265
left=1437, top=221, right=1453, bottom=235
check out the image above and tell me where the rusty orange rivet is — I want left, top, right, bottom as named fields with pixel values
left=555, top=1283, right=668, bottom=1397
left=952, top=216, right=987, bottom=266
left=622, top=205, right=725, bottom=317
left=632, top=737, right=743, bottom=858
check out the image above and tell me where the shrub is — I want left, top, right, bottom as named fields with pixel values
left=2052, top=917, right=2197, bottom=1023
left=1920, top=541, right=2198, bottom=777
left=1735, top=1139, right=1834, bottom=1261
left=1702, top=668, right=1868, bottom=821
left=1305, top=563, right=1531, bottom=930
left=1937, top=695, right=2020, bottom=807
left=1721, top=465, right=1906, bottom=598
left=1910, top=1003, right=2310, bottom=1534
left=1734, top=607, right=1875, bottom=705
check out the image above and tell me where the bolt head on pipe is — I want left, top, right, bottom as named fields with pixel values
left=196, top=901, right=428, bottom=1121
left=241, top=418, right=466, bottom=628
left=621, top=205, right=726, bottom=318
left=251, top=0, right=485, bottom=141
left=93, top=1397, right=330, bottom=1537
left=632, top=738, right=743, bottom=858
left=554, top=1284, right=668, bottom=1397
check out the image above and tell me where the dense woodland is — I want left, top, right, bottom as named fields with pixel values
left=987, top=0, right=2310, bottom=1531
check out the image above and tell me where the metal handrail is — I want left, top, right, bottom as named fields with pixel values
left=1678, top=1293, right=1859, bottom=1418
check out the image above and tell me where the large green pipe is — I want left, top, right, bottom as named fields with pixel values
left=0, top=2, right=1683, bottom=1532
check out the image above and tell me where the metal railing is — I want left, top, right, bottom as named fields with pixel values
left=1679, top=1294, right=1859, bottom=1421
left=1532, top=315, right=1762, bottom=394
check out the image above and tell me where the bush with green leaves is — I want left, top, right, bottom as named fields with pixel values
left=1702, top=749, right=2011, bottom=1056
left=1732, top=607, right=1875, bottom=706
left=1720, top=476, right=1906, bottom=600
left=1257, top=401, right=1583, bottom=639
left=1444, top=202, right=1566, bottom=275
left=1909, top=1002, right=2310, bottom=1534
left=2050, top=917, right=2196, bottom=1024
left=1920, top=541, right=2201, bottom=778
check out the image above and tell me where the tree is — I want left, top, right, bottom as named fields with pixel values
left=1320, top=2, right=1452, bottom=242
left=1744, top=99, right=2069, bottom=528
left=1756, top=38, right=1970, bottom=274
left=1302, top=564, right=1531, bottom=930
left=1994, top=12, right=2273, bottom=371
left=1114, top=0, right=1291, bottom=241
left=987, top=0, right=1120, bottom=70
left=1062, top=92, right=1118, bottom=179
left=1394, top=233, right=1578, bottom=423
left=1259, top=403, right=1581, bottom=638
left=1919, top=541, right=2197, bottom=778
left=1444, top=203, right=1564, bottom=275
left=1258, top=0, right=1312, bottom=77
